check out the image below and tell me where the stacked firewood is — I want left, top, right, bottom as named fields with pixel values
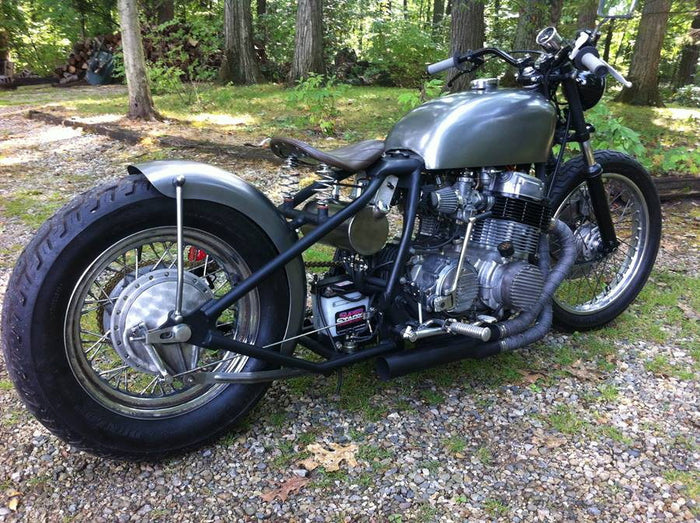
left=54, top=33, right=121, bottom=84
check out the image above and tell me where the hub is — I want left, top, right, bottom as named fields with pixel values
left=110, top=269, right=213, bottom=375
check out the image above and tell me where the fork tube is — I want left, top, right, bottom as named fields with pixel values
left=173, top=175, right=186, bottom=322
left=561, top=77, right=618, bottom=253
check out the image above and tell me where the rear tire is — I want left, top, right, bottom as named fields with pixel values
left=548, top=150, right=661, bottom=331
left=1, top=175, right=293, bottom=459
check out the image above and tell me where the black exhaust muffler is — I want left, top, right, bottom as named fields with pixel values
left=375, top=336, right=501, bottom=380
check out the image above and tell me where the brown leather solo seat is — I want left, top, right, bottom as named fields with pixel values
left=270, top=137, right=385, bottom=172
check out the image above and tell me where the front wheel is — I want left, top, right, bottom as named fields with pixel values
left=548, top=150, right=661, bottom=331
left=1, top=175, right=293, bottom=459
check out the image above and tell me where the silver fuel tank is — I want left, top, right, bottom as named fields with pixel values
left=384, top=89, right=556, bottom=170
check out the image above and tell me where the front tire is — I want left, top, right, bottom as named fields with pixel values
left=2, top=175, right=293, bottom=459
left=548, top=150, right=661, bottom=331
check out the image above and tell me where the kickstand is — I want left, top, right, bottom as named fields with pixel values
left=334, top=368, right=344, bottom=395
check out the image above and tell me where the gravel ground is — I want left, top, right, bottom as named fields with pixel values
left=0, top=101, right=698, bottom=522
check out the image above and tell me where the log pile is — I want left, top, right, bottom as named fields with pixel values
left=54, top=34, right=121, bottom=85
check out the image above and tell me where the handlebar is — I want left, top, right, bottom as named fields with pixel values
left=574, top=46, right=632, bottom=88
left=575, top=47, right=608, bottom=78
left=427, top=56, right=457, bottom=75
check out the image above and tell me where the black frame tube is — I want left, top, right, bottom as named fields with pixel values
left=383, top=166, right=422, bottom=305
left=198, top=332, right=397, bottom=375
left=195, top=174, right=387, bottom=320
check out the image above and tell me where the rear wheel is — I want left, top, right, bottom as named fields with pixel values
left=2, top=175, right=292, bottom=459
left=548, top=151, right=661, bottom=331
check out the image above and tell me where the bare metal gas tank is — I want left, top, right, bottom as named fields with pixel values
left=385, top=89, right=556, bottom=170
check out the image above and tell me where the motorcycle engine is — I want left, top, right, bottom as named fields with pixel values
left=406, top=169, right=551, bottom=318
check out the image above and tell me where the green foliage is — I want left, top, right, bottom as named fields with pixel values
left=147, top=61, right=182, bottom=95
left=587, top=102, right=646, bottom=159
left=286, top=73, right=348, bottom=135
left=1, top=0, right=116, bottom=75
left=672, top=85, right=700, bottom=108
left=397, top=79, right=444, bottom=112
left=364, top=19, right=445, bottom=87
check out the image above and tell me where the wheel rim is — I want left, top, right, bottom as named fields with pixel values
left=65, top=227, right=259, bottom=419
left=553, top=173, right=650, bottom=316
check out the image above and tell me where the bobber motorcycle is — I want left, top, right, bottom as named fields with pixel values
left=1, top=0, right=660, bottom=458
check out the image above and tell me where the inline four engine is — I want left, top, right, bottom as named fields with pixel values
left=406, top=169, right=551, bottom=319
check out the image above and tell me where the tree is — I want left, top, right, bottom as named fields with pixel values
left=220, top=0, right=260, bottom=84
left=577, top=0, right=598, bottom=30
left=616, top=0, right=671, bottom=106
left=289, top=0, right=324, bottom=82
left=549, top=0, right=563, bottom=26
left=512, top=0, right=546, bottom=51
left=117, top=0, right=159, bottom=119
left=674, top=0, right=700, bottom=88
left=157, top=0, right=174, bottom=24
left=447, top=0, right=484, bottom=91
left=433, top=0, right=445, bottom=28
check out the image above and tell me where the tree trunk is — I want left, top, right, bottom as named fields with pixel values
left=447, top=0, right=485, bottom=92
left=433, top=0, right=445, bottom=28
left=117, top=0, right=159, bottom=120
left=289, top=0, right=324, bottom=83
left=220, top=0, right=261, bottom=84
left=674, top=0, right=700, bottom=88
left=616, top=0, right=671, bottom=106
left=157, top=0, right=175, bottom=24
left=549, top=0, right=563, bottom=26
left=513, top=0, right=546, bottom=51
left=256, top=0, right=267, bottom=63
left=577, top=0, right=598, bottom=30
left=603, top=20, right=614, bottom=62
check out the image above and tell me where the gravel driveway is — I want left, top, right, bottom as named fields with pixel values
left=0, top=102, right=698, bottom=522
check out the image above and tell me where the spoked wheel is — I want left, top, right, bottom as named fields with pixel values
left=2, top=175, right=292, bottom=458
left=549, top=151, right=661, bottom=331
left=64, top=227, right=257, bottom=419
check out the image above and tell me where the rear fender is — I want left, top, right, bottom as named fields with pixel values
left=127, top=160, right=305, bottom=354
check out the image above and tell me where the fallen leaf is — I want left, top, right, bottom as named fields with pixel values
left=541, top=436, right=567, bottom=448
left=6, top=490, right=21, bottom=512
left=298, top=443, right=358, bottom=472
left=260, top=476, right=309, bottom=503
left=516, top=369, right=546, bottom=385
left=677, top=302, right=700, bottom=321
left=562, top=359, right=602, bottom=381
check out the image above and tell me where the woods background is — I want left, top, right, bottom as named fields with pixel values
left=0, top=0, right=697, bottom=106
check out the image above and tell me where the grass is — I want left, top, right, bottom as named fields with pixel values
left=474, top=446, right=493, bottom=466
left=0, top=189, right=67, bottom=229
left=663, top=470, right=700, bottom=501
left=597, top=383, right=620, bottom=402
left=4, top=84, right=697, bottom=177
left=484, top=498, right=509, bottom=516
left=645, top=355, right=695, bottom=381
left=546, top=405, right=589, bottom=435
left=0, top=379, right=14, bottom=391
left=442, top=435, right=468, bottom=454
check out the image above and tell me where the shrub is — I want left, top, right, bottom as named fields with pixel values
left=671, top=85, right=700, bottom=108
left=286, top=73, right=348, bottom=135
left=363, top=19, right=445, bottom=88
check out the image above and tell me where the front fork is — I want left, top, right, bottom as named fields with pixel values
left=580, top=140, right=619, bottom=254
left=560, top=75, right=618, bottom=254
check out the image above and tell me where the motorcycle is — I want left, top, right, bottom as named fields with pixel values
left=1, top=0, right=660, bottom=459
